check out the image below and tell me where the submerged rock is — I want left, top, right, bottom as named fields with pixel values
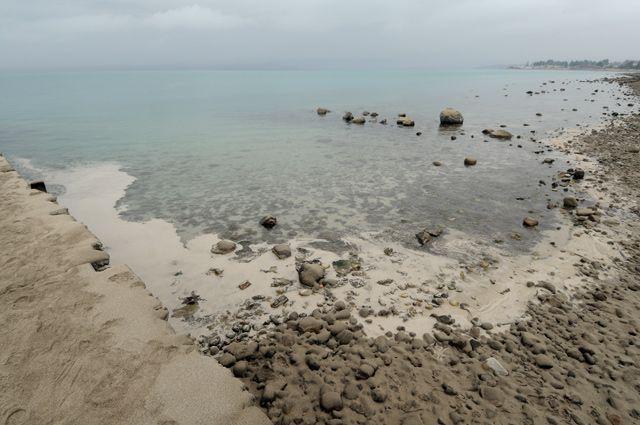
left=260, top=215, right=278, bottom=229
left=439, top=108, right=464, bottom=126
left=342, top=112, right=354, bottom=122
left=316, top=107, right=330, bottom=115
left=486, top=129, right=513, bottom=140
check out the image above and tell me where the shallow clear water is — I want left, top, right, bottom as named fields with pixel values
left=0, top=69, right=632, bottom=250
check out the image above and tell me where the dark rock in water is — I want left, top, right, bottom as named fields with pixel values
left=563, top=197, right=579, bottom=209
left=416, top=131, right=422, bottom=136
left=397, top=113, right=406, bottom=117
left=342, top=111, right=353, bottom=122
left=351, top=116, right=366, bottom=124
left=317, top=107, right=330, bottom=115
left=450, top=135, right=457, bottom=140
left=486, top=129, right=513, bottom=140
left=464, top=157, right=477, bottom=166
left=30, top=180, right=47, bottom=192
left=397, top=117, right=415, bottom=127
left=298, top=262, right=325, bottom=287
left=260, top=215, right=278, bottom=229
left=370, top=112, right=378, bottom=117
left=433, top=160, right=442, bottom=166
left=523, top=217, right=539, bottom=227
left=439, top=108, right=464, bottom=126
left=573, top=168, right=585, bottom=180
left=415, top=229, right=432, bottom=245
left=379, top=118, right=387, bottom=125
left=362, top=111, right=370, bottom=116
left=211, top=240, right=237, bottom=254
left=272, top=243, right=291, bottom=259
left=542, top=158, right=555, bottom=164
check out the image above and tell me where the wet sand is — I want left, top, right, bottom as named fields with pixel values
left=0, top=155, right=269, bottom=424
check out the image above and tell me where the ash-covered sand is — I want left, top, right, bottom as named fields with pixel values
left=207, top=75, right=640, bottom=425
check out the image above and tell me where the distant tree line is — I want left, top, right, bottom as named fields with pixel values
left=529, top=59, right=640, bottom=70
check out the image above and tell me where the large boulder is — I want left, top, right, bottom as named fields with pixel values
left=298, top=262, right=325, bottom=287
left=439, top=108, right=464, bottom=126
left=351, top=116, right=366, bottom=124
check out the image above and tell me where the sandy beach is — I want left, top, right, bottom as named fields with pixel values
left=0, top=155, right=270, bottom=424
left=1, top=74, right=639, bottom=425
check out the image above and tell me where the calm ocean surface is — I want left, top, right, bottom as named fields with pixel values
left=0, top=69, right=630, bottom=250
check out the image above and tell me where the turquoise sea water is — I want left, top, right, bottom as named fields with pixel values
left=0, top=70, right=632, bottom=249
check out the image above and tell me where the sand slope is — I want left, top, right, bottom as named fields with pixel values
left=0, top=155, right=270, bottom=425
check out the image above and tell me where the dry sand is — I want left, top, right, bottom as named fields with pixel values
left=0, top=154, right=270, bottom=424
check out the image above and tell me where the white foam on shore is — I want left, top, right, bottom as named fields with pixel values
left=44, top=162, right=617, bottom=338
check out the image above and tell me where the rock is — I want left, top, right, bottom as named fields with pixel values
left=485, top=357, right=509, bottom=376
left=272, top=243, right=291, bottom=259
left=298, top=316, right=324, bottom=333
left=29, top=180, right=47, bottom=192
left=356, top=363, right=375, bottom=379
left=484, top=129, right=513, bottom=140
left=232, top=360, right=248, bottom=377
left=211, top=240, right=236, bottom=254
left=415, top=229, right=432, bottom=245
left=563, top=197, right=578, bottom=209
left=379, top=118, right=387, bottom=125
left=523, top=217, right=539, bottom=227
left=479, top=386, right=504, bottom=406
left=439, top=108, right=464, bottom=126
left=572, top=168, right=585, bottom=180
left=576, top=208, right=596, bottom=217
left=397, top=117, right=415, bottom=127
left=342, top=112, right=353, bottom=122
left=270, top=295, right=288, bottom=308
left=320, top=391, right=343, bottom=411
left=433, top=160, right=442, bottom=166
left=317, top=107, right=330, bottom=115
left=534, top=354, right=554, bottom=369
left=218, top=353, right=236, bottom=367
left=351, top=116, right=366, bottom=124
left=464, top=157, right=477, bottom=166
left=298, top=262, right=325, bottom=287
left=260, top=215, right=278, bottom=229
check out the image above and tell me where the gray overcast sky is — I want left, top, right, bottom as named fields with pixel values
left=0, top=0, right=637, bottom=70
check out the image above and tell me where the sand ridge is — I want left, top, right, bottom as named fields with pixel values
left=0, top=154, right=270, bottom=425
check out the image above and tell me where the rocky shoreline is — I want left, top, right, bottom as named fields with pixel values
left=208, top=75, right=640, bottom=424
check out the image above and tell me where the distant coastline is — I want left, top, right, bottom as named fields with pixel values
left=509, top=58, right=640, bottom=71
